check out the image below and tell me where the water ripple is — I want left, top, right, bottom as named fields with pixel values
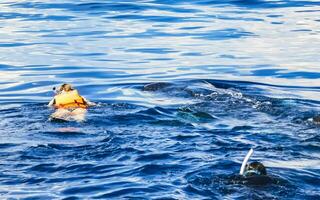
left=1, top=0, right=320, bottom=199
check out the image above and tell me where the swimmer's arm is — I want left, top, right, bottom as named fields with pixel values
left=47, top=99, right=55, bottom=107
left=82, top=97, right=96, bottom=106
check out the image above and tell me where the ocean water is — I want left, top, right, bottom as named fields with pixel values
left=0, top=0, right=320, bottom=199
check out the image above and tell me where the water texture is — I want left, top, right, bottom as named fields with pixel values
left=0, top=0, right=319, bottom=199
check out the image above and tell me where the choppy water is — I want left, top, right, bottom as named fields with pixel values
left=1, top=0, right=320, bottom=199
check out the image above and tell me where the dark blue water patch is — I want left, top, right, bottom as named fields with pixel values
left=19, top=142, right=118, bottom=162
left=104, top=28, right=255, bottom=40
left=62, top=183, right=109, bottom=195
left=271, top=21, right=284, bottom=24
left=11, top=1, right=201, bottom=15
left=0, top=42, right=41, bottom=47
left=92, top=185, right=166, bottom=199
left=35, top=15, right=75, bottom=21
left=94, top=59, right=126, bottom=62
left=107, top=14, right=202, bottom=23
left=8, top=0, right=320, bottom=19
left=41, top=131, right=89, bottom=137
left=126, top=60, right=151, bottom=64
left=277, top=71, right=320, bottom=79
left=155, top=5, right=201, bottom=13
left=73, top=2, right=151, bottom=12
left=218, top=54, right=251, bottom=59
left=149, top=119, right=195, bottom=127
left=0, top=143, right=20, bottom=149
left=296, top=9, right=320, bottom=13
left=266, top=14, right=283, bottom=18
left=179, top=26, right=205, bottom=30
left=38, top=65, right=96, bottom=71
left=135, top=152, right=172, bottom=162
left=55, top=53, right=107, bottom=57
left=135, top=163, right=189, bottom=176
left=181, top=52, right=204, bottom=56
left=19, top=148, right=60, bottom=161
left=184, top=0, right=320, bottom=9
left=22, top=15, right=75, bottom=21
left=28, top=163, right=64, bottom=173
left=0, top=12, right=36, bottom=20
left=0, top=42, right=67, bottom=48
left=11, top=2, right=147, bottom=12
left=0, top=64, right=43, bottom=71
left=0, top=64, right=13, bottom=70
left=8, top=2, right=142, bottom=17
left=0, top=12, right=75, bottom=21
left=251, top=68, right=283, bottom=76
left=61, top=163, right=122, bottom=175
left=251, top=69, right=320, bottom=79
left=108, top=113, right=157, bottom=126
left=14, top=28, right=66, bottom=34
left=291, top=29, right=313, bottom=32
left=193, top=28, right=256, bottom=40
left=62, top=196, right=82, bottom=200
left=62, top=164, right=175, bottom=200
left=138, top=106, right=176, bottom=117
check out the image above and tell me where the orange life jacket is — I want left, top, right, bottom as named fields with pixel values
left=54, top=90, right=87, bottom=109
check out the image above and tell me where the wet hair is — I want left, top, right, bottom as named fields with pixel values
left=244, top=161, right=267, bottom=176
left=59, top=83, right=73, bottom=92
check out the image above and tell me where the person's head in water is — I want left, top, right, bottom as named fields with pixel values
left=59, top=83, right=73, bottom=92
left=244, top=161, right=267, bottom=176
left=53, top=83, right=74, bottom=95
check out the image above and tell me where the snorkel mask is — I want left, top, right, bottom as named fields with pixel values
left=245, top=161, right=267, bottom=176
left=52, top=83, right=73, bottom=95
left=243, top=168, right=263, bottom=176
left=52, top=86, right=60, bottom=95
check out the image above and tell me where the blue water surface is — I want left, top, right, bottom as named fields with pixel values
left=0, top=0, right=320, bottom=199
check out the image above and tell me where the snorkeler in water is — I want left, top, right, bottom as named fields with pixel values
left=238, top=148, right=274, bottom=185
left=48, top=83, right=95, bottom=121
